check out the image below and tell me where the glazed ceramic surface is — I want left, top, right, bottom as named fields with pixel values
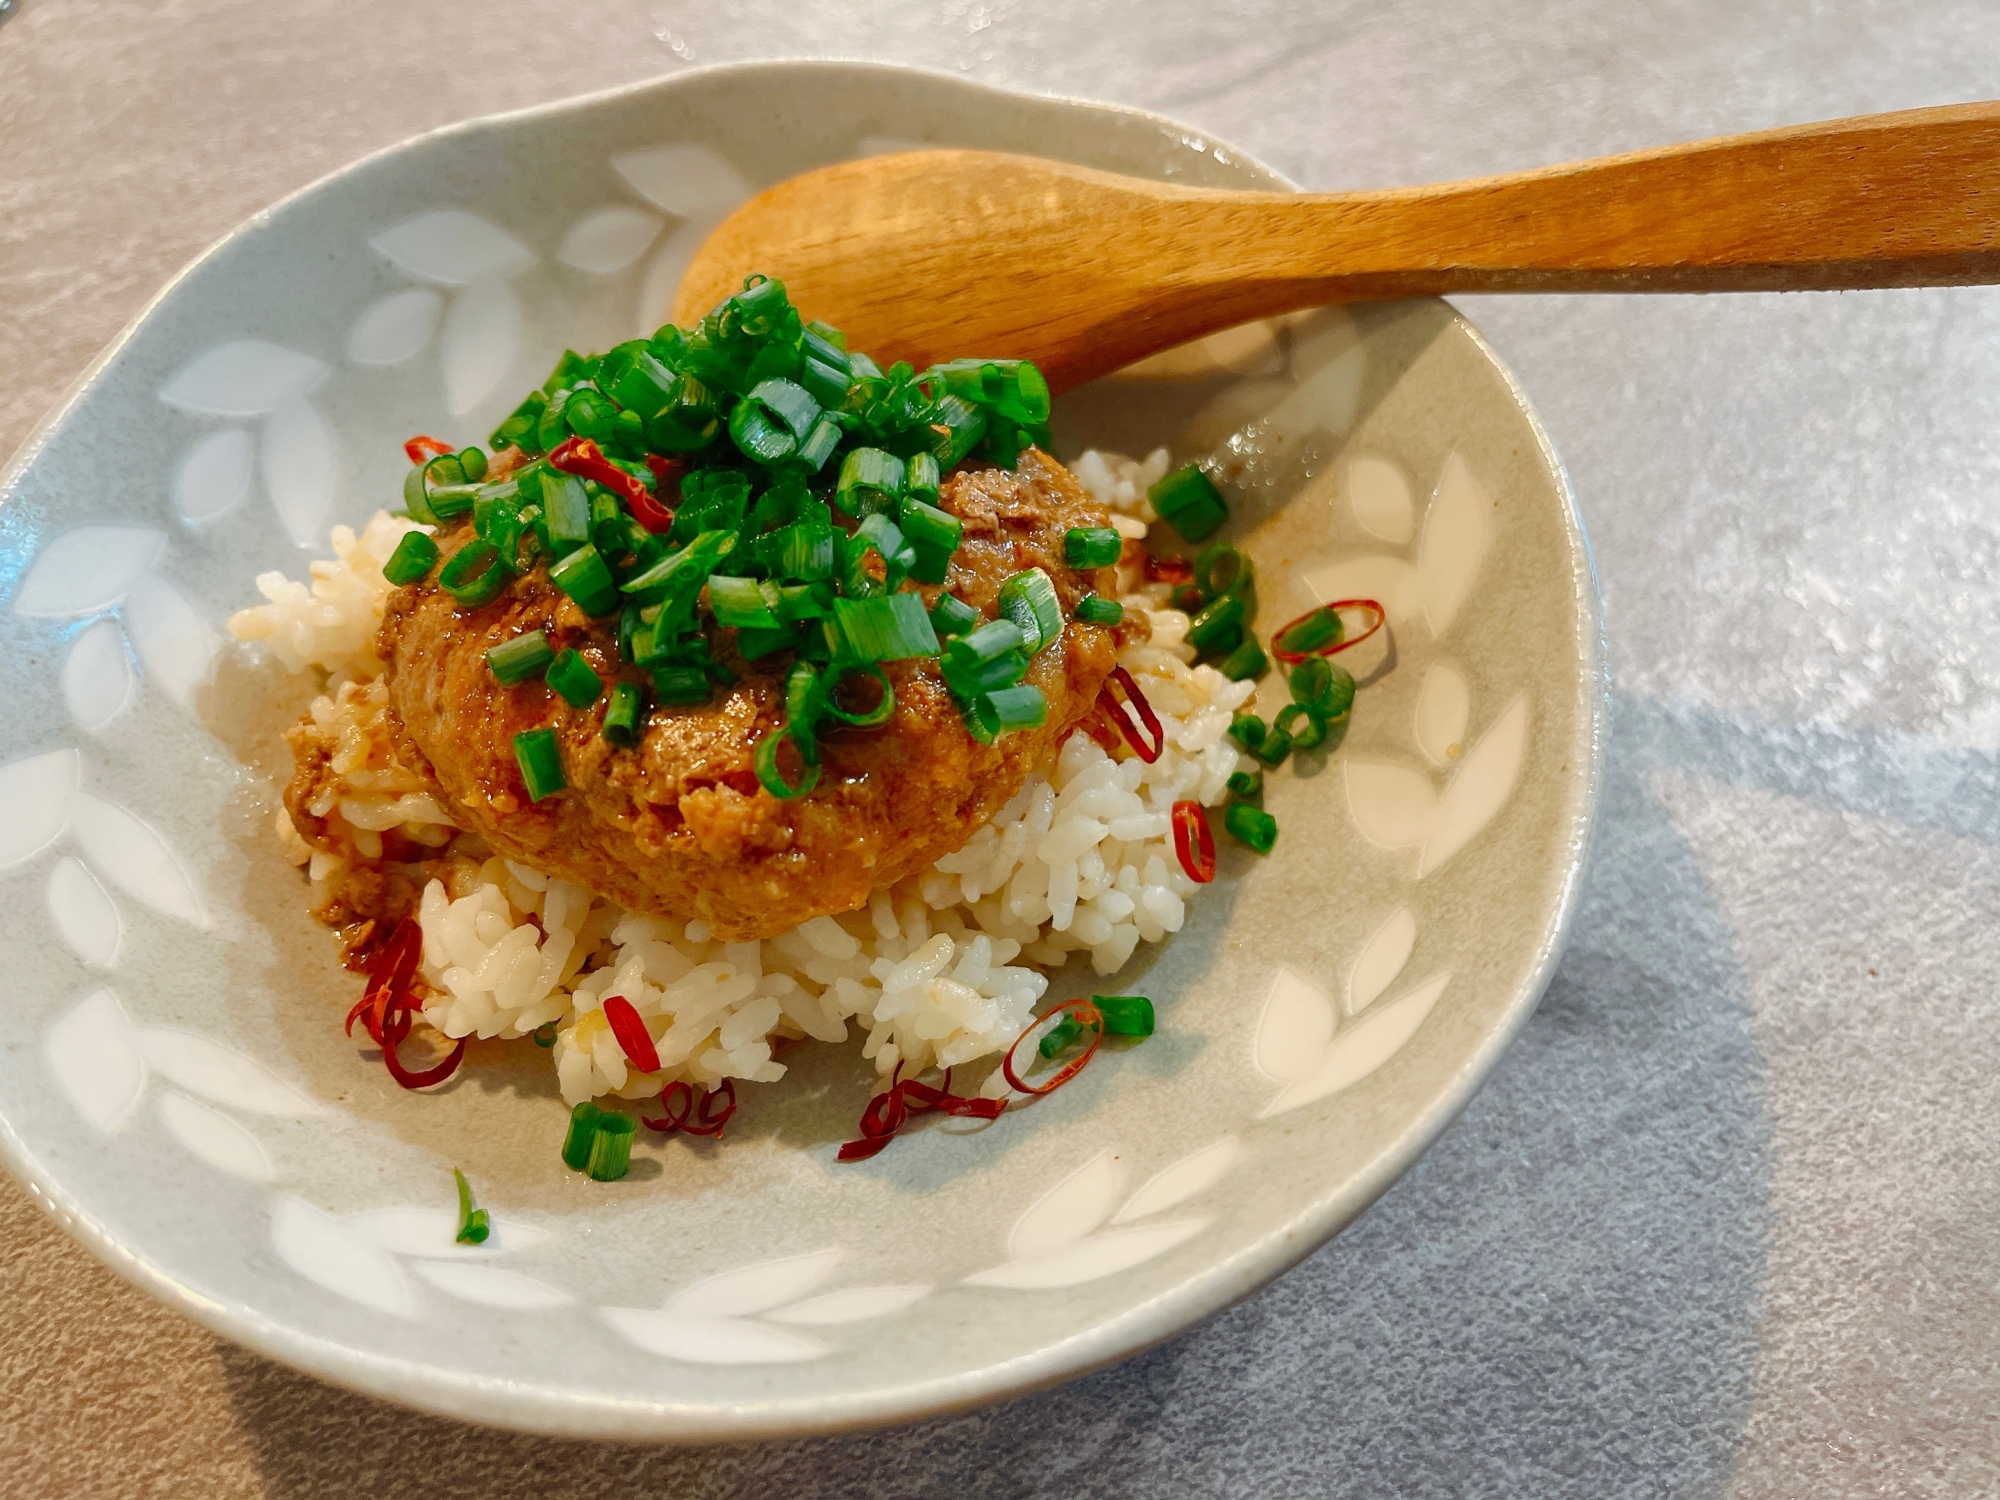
left=0, top=61, right=1603, bottom=1439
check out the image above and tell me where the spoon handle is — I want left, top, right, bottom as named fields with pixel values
left=1273, top=100, right=2000, bottom=298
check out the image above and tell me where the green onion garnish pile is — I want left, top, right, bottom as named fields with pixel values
left=388, top=274, right=1119, bottom=803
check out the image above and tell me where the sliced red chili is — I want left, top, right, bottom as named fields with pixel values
left=547, top=435, right=679, bottom=534
left=641, top=1078, right=737, bottom=1137
left=346, top=917, right=421, bottom=1044
left=1172, top=800, right=1216, bottom=883
left=1000, top=999, right=1105, bottom=1096
left=403, top=435, right=454, bottom=465
left=1271, top=599, right=1386, bottom=665
left=601, top=995, right=661, bottom=1074
left=836, top=1066, right=1003, bottom=1161
left=1144, top=552, right=1194, bottom=585
left=379, top=1000, right=468, bottom=1089
left=1095, top=666, right=1164, bottom=763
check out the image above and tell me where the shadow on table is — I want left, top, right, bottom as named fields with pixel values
left=218, top=690, right=1780, bottom=1498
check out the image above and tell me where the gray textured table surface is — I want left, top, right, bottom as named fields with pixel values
left=5, top=1, right=2000, bottom=1494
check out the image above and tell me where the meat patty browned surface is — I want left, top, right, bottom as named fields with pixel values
left=369, top=448, right=1132, bottom=941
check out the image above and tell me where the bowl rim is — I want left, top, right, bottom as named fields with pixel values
left=0, top=55, right=1609, bottom=1441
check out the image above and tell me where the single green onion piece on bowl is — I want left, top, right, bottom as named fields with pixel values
left=929, top=592, right=982, bottom=639
left=487, top=629, right=554, bottom=686
left=1075, top=592, right=1124, bottom=626
left=602, top=681, right=645, bottom=747
left=652, top=665, right=711, bottom=705
left=586, top=1111, right=636, bottom=1182
left=1252, top=724, right=1293, bottom=768
left=532, top=1021, right=559, bottom=1048
left=1039, top=1014, right=1084, bottom=1058
left=1219, top=636, right=1269, bottom=681
left=1276, top=606, right=1343, bottom=657
left=546, top=649, right=603, bottom=708
left=832, top=593, right=940, bottom=662
left=561, top=1101, right=603, bottom=1170
left=1148, top=463, right=1230, bottom=543
left=513, top=727, right=566, bottom=801
left=1291, top=657, right=1356, bottom=718
left=997, top=568, right=1062, bottom=654
left=1226, top=769, right=1263, bottom=799
left=1094, top=995, right=1156, bottom=1037
left=1275, top=702, right=1329, bottom=751
left=452, top=1166, right=490, bottom=1245
left=1224, top=802, right=1280, bottom=855
left=1194, top=539, right=1251, bottom=599
left=1228, top=711, right=1267, bottom=753
left=974, top=684, right=1047, bottom=737
left=382, top=530, right=439, bottom=586
left=1187, top=592, right=1246, bottom=651
left=1064, top=526, right=1123, bottom=570
left=438, top=540, right=510, bottom=608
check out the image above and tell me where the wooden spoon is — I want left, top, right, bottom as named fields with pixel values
left=671, top=101, right=2000, bottom=393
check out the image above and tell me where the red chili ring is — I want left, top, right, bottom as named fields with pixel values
left=1095, top=666, right=1165, bottom=764
left=1001, top=999, right=1106, bottom=1097
left=601, top=995, right=662, bottom=1074
left=1271, top=599, right=1386, bottom=665
left=403, top=435, right=454, bottom=465
left=1171, top=800, right=1216, bottom=883
left=376, top=990, right=467, bottom=1089
left=1144, top=553, right=1194, bottom=585
left=347, top=917, right=422, bottom=1044
left=685, top=1079, right=738, bottom=1137
left=548, top=435, right=679, bottom=534
left=640, top=1079, right=694, bottom=1133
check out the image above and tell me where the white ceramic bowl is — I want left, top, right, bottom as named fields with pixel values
left=0, top=60, right=1604, bottom=1439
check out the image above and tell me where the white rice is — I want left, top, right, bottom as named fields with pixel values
left=230, top=451, right=1244, bottom=1107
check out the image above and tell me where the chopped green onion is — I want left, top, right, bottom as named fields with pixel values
left=754, top=725, right=821, bottom=798
left=832, top=592, right=940, bottom=661
left=561, top=1101, right=603, bottom=1170
left=532, top=1021, right=559, bottom=1047
left=854, top=512, right=906, bottom=570
left=651, top=665, right=710, bottom=705
left=586, top=1110, right=635, bottom=1182
left=1094, top=995, right=1155, bottom=1037
left=974, top=683, right=1047, bottom=737
left=997, top=568, right=1062, bottom=654
left=1275, top=606, right=1342, bottom=657
left=729, top=398, right=797, bottom=464
left=541, top=472, right=591, bottom=556
left=799, top=355, right=850, bottom=409
left=1075, top=592, right=1123, bottom=626
left=747, top=377, right=821, bottom=440
left=622, top=530, right=737, bottom=606
left=1252, top=723, right=1293, bottom=768
left=514, top=726, right=566, bottom=801
left=905, top=541, right=953, bottom=585
left=1194, top=540, right=1250, bottom=598
left=602, top=681, right=645, bottom=747
left=838, top=447, right=905, bottom=516
left=1223, top=802, right=1279, bottom=854
left=823, top=662, right=895, bottom=727
left=736, top=626, right=796, bottom=661
left=929, top=592, right=982, bottom=639
left=1219, top=636, right=1269, bottom=681
left=607, top=349, right=677, bottom=416
left=452, top=1166, right=490, bottom=1244
left=947, top=618, right=1026, bottom=666
left=1039, top=1014, right=1084, bottom=1058
left=548, top=544, right=620, bottom=617
left=647, top=373, right=722, bottom=453
left=774, top=582, right=831, bottom=622
left=905, top=452, right=941, bottom=502
left=487, top=629, right=554, bottom=685
left=439, top=540, right=510, bottom=608
left=942, top=647, right=1030, bottom=699
left=1149, top=463, right=1230, bottom=543
left=546, top=648, right=603, bottom=708
left=1226, top=769, right=1263, bottom=799
left=383, top=530, right=439, bottom=585
left=1228, top=711, right=1267, bottom=753
left=795, top=414, right=842, bottom=472
left=707, top=575, right=779, bottom=630
left=928, top=393, right=986, bottom=467
left=1290, top=656, right=1356, bottom=719
left=1064, top=527, right=1122, bottom=570
left=899, top=497, right=963, bottom=554
left=1275, top=702, right=1328, bottom=750
left=1187, top=592, right=1246, bottom=650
